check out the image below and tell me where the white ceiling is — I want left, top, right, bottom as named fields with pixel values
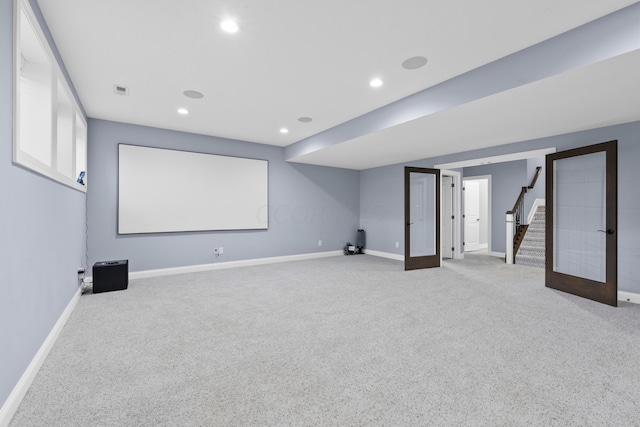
left=293, top=50, right=640, bottom=169
left=37, top=0, right=640, bottom=169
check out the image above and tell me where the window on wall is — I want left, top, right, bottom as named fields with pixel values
left=13, top=0, right=87, bottom=191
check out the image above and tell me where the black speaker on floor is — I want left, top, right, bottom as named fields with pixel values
left=93, top=260, right=128, bottom=293
left=356, top=229, right=365, bottom=253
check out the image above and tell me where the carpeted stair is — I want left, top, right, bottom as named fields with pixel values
left=515, top=205, right=545, bottom=268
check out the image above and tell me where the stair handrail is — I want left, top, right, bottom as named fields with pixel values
left=506, top=166, right=542, bottom=264
left=527, top=166, right=542, bottom=190
left=506, top=166, right=542, bottom=215
left=506, top=187, right=527, bottom=215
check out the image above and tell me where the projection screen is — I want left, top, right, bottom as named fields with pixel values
left=118, top=144, right=268, bottom=234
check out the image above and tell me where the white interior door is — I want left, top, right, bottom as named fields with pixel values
left=464, top=180, right=480, bottom=251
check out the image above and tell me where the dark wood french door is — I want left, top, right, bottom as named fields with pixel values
left=546, top=140, right=617, bottom=306
left=405, top=167, right=440, bottom=270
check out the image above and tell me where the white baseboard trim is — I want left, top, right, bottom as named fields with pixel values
left=363, top=249, right=404, bottom=261
left=363, top=249, right=507, bottom=262
left=127, top=250, right=344, bottom=280
left=0, top=287, right=82, bottom=427
left=618, top=291, right=640, bottom=305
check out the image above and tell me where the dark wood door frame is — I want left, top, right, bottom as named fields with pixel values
left=405, top=167, right=441, bottom=270
left=545, top=140, right=617, bottom=306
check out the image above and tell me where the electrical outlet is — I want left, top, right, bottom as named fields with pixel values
left=214, top=248, right=219, bottom=257
left=395, top=242, right=399, bottom=248
left=318, top=240, right=322, bottom=246
left=219, top=247, right=224, bottom=255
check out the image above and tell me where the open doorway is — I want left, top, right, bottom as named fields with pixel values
left=435, top=148, right=556, bottom=262
left=463, top=176, right=490, bottom=253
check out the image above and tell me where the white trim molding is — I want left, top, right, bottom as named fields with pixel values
left=126, top=250, right=344, bottom=280
left=435, top=148, right=556, bottom=170
left=618, top=291, right=640, bottom=305
left=0, top=287, right=82, bottom=427
left=363, top=249, right=404, bottom=262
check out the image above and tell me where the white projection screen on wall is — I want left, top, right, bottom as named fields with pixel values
left=118, top=144, right=268, bottom=234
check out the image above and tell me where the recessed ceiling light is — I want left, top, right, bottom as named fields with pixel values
left=177, top=108, right=189, bottom=115
left=280, top=128, right=289, bottom=134
left=221, top=19, right=239, bottom=33
left=402, top=56, right=428, bottom=70
left=370, top=78, right=383, bottom=88
left=298, top=117, right=313, bottom=123
left=183, top=90, right=204, bottom=99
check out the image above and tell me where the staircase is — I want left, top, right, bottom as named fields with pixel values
left=515, top=206, right=545, bottom=268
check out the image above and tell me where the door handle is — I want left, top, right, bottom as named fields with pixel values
left=597, top=229, right=615, bottom=235
left=407, top=222, right=414, bottom=226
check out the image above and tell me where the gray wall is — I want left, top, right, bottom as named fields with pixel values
left=87, top=119, right=360, bottom=272
left=359, top=121, right=640, bottom=294
left=0, top=0, right=86, bottom=409
left=464, top=161, right=527, bottom=253
left=359, top=162, right=404, bottom=254
left=525, top=156, right=546, bottom=216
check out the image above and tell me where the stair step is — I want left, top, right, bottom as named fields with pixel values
left=516, top=254, right=545, bottom=268
left=523, top=232, right=545, bottom=238
left=518, top=247, right=545, bottom=257
left=516, top=251, right=544, bottom=260
left=517, top=247, right=545, bottom=255
left=526, top=225, right=544, bottom=230
left=521, top=241, right=544, bottom=247
left=524, top=237, right=544, bottom=244
left=514, top=205, right=546, bottom=265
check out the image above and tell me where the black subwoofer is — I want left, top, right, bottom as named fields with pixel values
left=93, top=260, right=128, bottom=293
left=356, top=229, right=365, bottom=249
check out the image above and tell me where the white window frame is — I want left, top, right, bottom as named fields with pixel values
left=13, top=0, right=87, bottom=192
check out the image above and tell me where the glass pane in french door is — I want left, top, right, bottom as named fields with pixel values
left=409, top=172, right=436, bottom=257
left=553, top=151, right=606, bottom=283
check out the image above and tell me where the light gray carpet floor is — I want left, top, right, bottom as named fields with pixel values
left=10, top=254, right=640, bottom=426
